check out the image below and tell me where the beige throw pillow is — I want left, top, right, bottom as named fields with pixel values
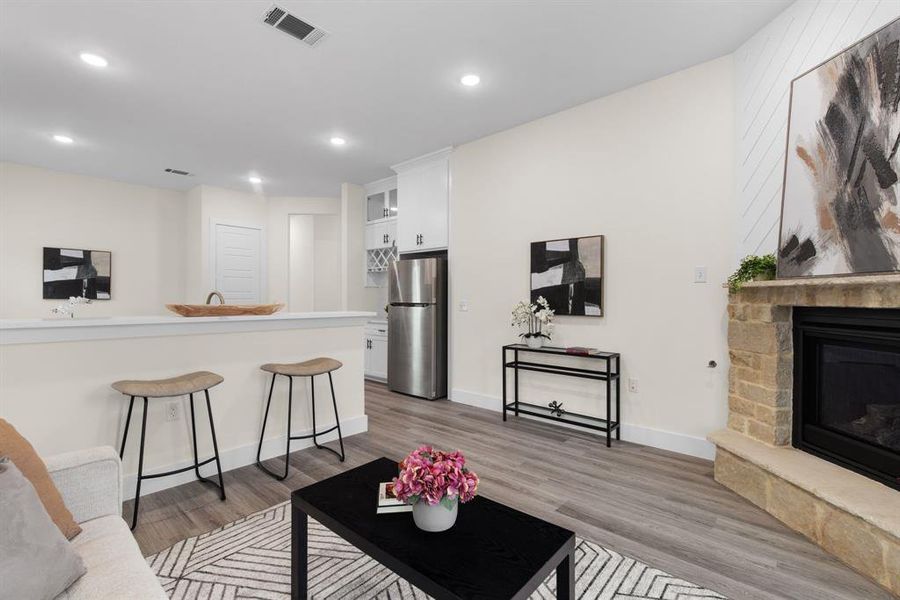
left=0, top=418, right=82, bottom=539
left=0, top=457, right=87, bottom=600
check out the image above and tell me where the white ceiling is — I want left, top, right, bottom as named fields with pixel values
left=0, top=0, right=791, bottom=197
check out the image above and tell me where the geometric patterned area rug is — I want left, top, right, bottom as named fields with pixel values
left=148, top=502, right=727, bottom=599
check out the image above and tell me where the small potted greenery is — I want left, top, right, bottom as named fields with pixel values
left=727, top=254, right=776, bottom=293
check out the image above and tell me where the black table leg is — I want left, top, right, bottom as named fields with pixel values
left=502, top=348, right=507, bottom=422
left=556, top=551, right=574, bottom=599
left=514, top=349, right=519, bottom=417
left=292, top=504, right=308, bottom=600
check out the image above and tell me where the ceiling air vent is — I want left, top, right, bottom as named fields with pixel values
left=164, top=168, right=192, bottom=176
left=262, top=5, right=327, bottom=47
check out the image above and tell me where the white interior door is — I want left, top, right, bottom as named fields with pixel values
left=214, top=223, right=262, bottom=304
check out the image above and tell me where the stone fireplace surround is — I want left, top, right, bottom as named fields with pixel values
left=709, top=274, right=900, bottom=595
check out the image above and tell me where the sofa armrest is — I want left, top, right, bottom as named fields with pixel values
left=45, top=446, right=122, bottom=524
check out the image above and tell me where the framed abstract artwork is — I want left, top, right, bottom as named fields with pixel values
left=530, top=235, right=603, bottom=316
left=42, top=247, right=111, bottom=300
left=777, top=18, right=900, bottom=278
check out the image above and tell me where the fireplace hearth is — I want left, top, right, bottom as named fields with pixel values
left=713, top=275, right=900, bottom=594
left=793, top=307, right=900, bottom=489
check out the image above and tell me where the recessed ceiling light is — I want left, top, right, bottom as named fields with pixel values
left=79, top=52, right=108, bottom=68
left=52, top=134, right=74, bottom=144
left=460, top=74, right=480, bottom=87
left=248, top=175, right=262, bottom=184
left=330, top=137, right=346, bottom=146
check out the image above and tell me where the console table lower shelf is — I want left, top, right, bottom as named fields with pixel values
left=502, top=344, right=621, bottom=447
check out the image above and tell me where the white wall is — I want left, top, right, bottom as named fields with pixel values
left=449, top=56, right=735, bottom=458
left=0, top=162, right=186, bottom=318
left=342, top=182, right=385, bottom=314
left=735, top=0, right=898, bottom=258
left=267, top=195, right=341, bottom=305
left=0, top=164, right=352, bottom=318
left=184, top=185, right=268, bottom=304
left=313, top=214, right=341, bottom=310
left=289, top=215, right=316, bottom=311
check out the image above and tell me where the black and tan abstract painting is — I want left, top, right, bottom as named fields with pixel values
left=43, top=247, right=111, bottom=300
left=778, top=18, right=900, bottom=277
left=530, top=235, right=603, bottom=316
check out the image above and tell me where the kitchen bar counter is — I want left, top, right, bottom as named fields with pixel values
left=0, top=311, right=375, bottom=497
left=0, top=311, right=374, bottom=344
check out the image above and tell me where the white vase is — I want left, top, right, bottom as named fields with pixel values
left=412, top=499, right=458, bottom=532
left=526, top=336, right=544, bottom=349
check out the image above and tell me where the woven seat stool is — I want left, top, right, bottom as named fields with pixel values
left=255, top=357, right=345, bottom=480
left=112, top=371, right=226, bottom=529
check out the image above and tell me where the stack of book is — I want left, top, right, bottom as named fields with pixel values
left=377, top=481, right=412, bottom=514
left=565, top=346, right=599, bottom=356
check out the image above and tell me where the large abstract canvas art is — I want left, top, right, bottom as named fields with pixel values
left=777, top=18, right=900, bottom=277
left=530, top=235, right=603, bottom=316
left=43, top=247, right=111, bottom=300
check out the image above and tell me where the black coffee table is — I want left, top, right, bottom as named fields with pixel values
left=291, top=457, right=575, bottom=599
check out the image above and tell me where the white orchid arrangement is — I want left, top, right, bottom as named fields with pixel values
left=51, top=296, right=92, bottom=318
left=511, top=296, right=555, bottom=340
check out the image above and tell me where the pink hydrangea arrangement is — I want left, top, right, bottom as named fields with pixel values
left=392, top=446, right=479, bottom=509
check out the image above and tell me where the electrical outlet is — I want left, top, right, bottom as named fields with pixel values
left=165, top=401, right=179, bottom=422
left=694, top=266, right=708, bottom=283
left=628, top=378, right=639, bottom=393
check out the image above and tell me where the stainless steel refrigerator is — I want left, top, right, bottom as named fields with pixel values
left=388, top=256, right=447, bottom=399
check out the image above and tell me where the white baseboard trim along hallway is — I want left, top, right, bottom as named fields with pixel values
left=122, top=415, right=368, bottom=500
left=450, top=389, right=715, bottom=460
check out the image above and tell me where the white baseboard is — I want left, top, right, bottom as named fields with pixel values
left=450, top=388, right=714, bottom=460
left=123, top=414, right=368, bottom=499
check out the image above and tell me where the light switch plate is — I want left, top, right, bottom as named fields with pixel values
left=459, top=300, right=469, bottom=312
left=694, top=266, right=708, bottom=283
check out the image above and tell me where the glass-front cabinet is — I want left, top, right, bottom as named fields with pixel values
left=365, top=176, right=398, bottom=223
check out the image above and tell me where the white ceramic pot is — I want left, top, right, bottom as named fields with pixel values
left=412, top=499, right=458, bottom=532
left=526, top=336, right=544, bottom=349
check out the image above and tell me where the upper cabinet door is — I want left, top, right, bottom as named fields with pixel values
left=393, top=148, right=451, bottom=254
left=366, top=191, right=386, bottom=222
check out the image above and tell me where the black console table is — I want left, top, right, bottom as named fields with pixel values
left=502, top=344, right=621, bottom=447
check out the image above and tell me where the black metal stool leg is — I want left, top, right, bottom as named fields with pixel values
left=204, top=389, right=226, bottom=500
left=310, top=375, right=319, bottom=448
left=129, top=397, right=149, bottom=531
left=282, top=375, right=293, bottom=479
left=119, top=396, right=135, bottom=459
left=328, top=372, right=345, bottom=462
left=256, top=373, right=277, bottom=470
left=189, top=393, right=201, bottom=479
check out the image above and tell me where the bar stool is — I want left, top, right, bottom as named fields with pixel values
left=255, top=357, right=345, bottom=480
left=112, top=371, right=226, bottom=530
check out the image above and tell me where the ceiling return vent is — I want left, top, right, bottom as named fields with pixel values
left=262, top=5, right=327, bottom=47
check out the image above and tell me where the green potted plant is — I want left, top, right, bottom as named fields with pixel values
left=727, top=254, right=776, bottom=293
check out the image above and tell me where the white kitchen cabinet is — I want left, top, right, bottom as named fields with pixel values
left=365, top=176, right=398, bottom=223
left=392, top=147, right=451, bottom=253
left=365, top=220, right=397, bottom=251
left=364, top=321, right=388, bottom=381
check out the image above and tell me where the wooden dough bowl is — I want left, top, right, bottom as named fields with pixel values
left=166, top=303, right=285, bottom=317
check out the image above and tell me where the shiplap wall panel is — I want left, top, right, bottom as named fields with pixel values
left=735, top=0, right=899, bottom=258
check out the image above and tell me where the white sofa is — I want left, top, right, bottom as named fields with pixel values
left=45, top=446, right=167, bottom=600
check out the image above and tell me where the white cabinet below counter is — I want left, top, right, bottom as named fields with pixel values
left=364, top=321, right=388, bottom=382
left=392, top=147, right=451, bottom=253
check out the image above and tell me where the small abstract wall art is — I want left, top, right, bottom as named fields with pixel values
left=43, top=247, right=111, bottom=300
left=530, top=235, right=603, bottom=316
left=777, top=18, right=900, bottom=278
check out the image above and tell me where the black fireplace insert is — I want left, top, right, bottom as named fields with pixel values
left=793, top=307, right=900, bottom=490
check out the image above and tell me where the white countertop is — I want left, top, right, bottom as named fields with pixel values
left=0, top=311, right=376, bottom=345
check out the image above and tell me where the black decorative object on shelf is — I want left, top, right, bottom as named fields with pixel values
left=548, top=401, right=565, bottom=417
left=502, top=344, right=620, bottom=447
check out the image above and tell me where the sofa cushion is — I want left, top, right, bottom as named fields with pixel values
left=55, top=515, right=167, bottom=600
left=0, top=419, right=81, bottom=539
left=0, top=458, right=87, bottom=600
